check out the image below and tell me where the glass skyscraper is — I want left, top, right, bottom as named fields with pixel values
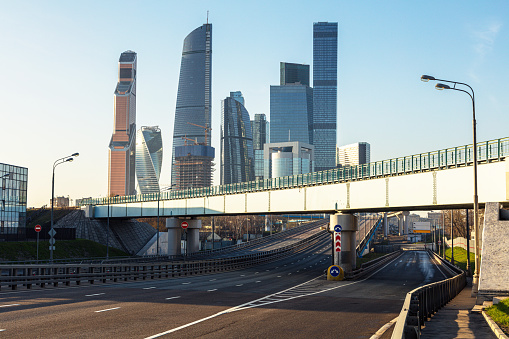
left=280, top=62, right=310, bottom=86
left=270, top=84, right=313, bottom=144
left=313, top=22, right=338, bottom=171
left=0, top=163, right=27, bottom=233
left=251, top=113, right=267, bottom=180
left=135, top=126, right=163, bottom=194
left=171, top=23, right=212, bottom=186
left=221, top=92, right=254, bottom=185
left=108, top=50, right=137, bottom=197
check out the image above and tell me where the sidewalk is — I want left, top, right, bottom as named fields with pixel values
left=420, top=284, right=496, bottom=338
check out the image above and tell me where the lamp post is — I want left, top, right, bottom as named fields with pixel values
left=51, top=152, right=79, bottom=261
left=421, top=75, right=479, bottom=293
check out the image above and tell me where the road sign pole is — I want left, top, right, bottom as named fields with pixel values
left=37, top=232, right=39, bottom=261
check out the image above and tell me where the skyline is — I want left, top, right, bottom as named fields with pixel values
left=1, top=1, right=509, bottom=207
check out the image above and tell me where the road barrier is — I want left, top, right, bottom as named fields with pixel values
left=346, top=250, right=402, bottom=280
left=391, top=250, right=466, bottom=339
left=0, top=231, right=328, bottom=291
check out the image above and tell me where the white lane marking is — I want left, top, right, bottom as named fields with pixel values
left=143, top=287, right=157, bottom=290
left=209, top=279, right=216, bottom=281
left=182, top=282, right=191, bottom=285
left=277, top=276, right=282, bottom=278
left=240, top=275, right=245, bottom=277
left=207, top=289, right=217, bottom=292
left=95, top=307, right=120, bottom=313
left=256, top=281, right=261, bottom=283
left=165, top=296, right=181, bottom=300
left=369, top=317, right=398, bottom=339
left=236, top=284, right=243, bottom=287
left=0, top=329, right=5, bottom=332
left=85, top=293, right=105, bottom=297
left=0, top=304, right=20, bottom=308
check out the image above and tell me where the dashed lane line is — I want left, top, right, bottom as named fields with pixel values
left=165, top=296, right=181, bottom=300
left=95, top=307, right=120, bottom=313
left=0, top=304, right=20, bottom=308
left=85, top=293, right=105, bottom=297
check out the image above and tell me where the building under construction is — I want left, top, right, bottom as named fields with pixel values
left=174, top=145, right=215, bottom=189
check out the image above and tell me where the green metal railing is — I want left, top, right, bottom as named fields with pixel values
left=80, top=137, right=509, bottom=206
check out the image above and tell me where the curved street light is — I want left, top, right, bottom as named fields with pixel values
left=421, top=74, right=479, bottom=294
left=51, top=152, right=79, bottom=261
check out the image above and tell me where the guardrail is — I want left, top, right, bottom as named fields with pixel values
left=346, top=250, right=402, bottom=280
left=0, top=231, right=328, bottom=291
left=79, top=137, right=509, bottom=207
left=391, top=250, right=466, bottom=339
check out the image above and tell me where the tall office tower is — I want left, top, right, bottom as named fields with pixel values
left=108, top=50, right=137, bottom=197
left=313, top=22, right=338, bottom=171
left=251, top=113, right=267, bottom=180
left=270, top=84, right=313, bottom=144
left=171, top=23, right=212, bottom=186
left=336, top=142, right=370, bottom=167
left=230, top=91, right=244, bottom=106
left=280, top=62, right=310, bottom=86
left=135, top=126, right=163, bottom=194
left=221, top=92, right=254, bottom=184
left=174, top=144, right=215, bottom=189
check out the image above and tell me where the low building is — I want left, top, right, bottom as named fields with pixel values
left=51, top=196, right=69, bottom=208
left=263, top=141, right=314, bottom=179
left=336, top=142, right=370, bottom=167
left=0, top=163, right=28, bottom=233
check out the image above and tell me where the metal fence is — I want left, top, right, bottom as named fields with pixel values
left=79, top=137, right=509, bottom=207
left=391, top=250, right=466, bottom=339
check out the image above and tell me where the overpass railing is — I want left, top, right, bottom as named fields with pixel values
left=79, top=137, right=509, bottom=206
left=391, top=250, right=466, bottom=339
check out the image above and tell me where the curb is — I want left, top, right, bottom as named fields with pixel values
left=482, top=310, right=509, bottom=339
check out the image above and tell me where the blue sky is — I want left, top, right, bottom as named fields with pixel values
left=1, top=1, right=508, bottom=207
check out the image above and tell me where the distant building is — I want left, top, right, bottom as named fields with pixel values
left=51, top=196, right=69, bottom=208
left=108, top=50, right=137, bottom=197
left=280, top=62, right=310, bottom=86
left=174, top=145, right=215, bottom=189
left=263, top=141, right=314, bottom=179
left=251, top=114, right=267, bottom=180
left=0, top=163, right=28, bottom=232
left=171, top=23, right=212, bottom=186
left=230, top=91, right=244, bottom=106
left=136, top=126, right=163, bottom=194
left=221, top=92, right=254, bottom=184
left=336, top=142, right=370, bottom=167
left=313, top=22, right=338, bottom=171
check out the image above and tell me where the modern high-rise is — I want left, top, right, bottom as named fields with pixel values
left=171, top=23, right=212, bottom=186
left=280, top=62, right=310, bottom=86
left=270, top=84, right=313, bottom=144
left=108, top=50, right=137, bottom=197
left=263, top=142, right=314, bottom=179
left=174, top=144, right=215, bottom=189
left=336, top=142, right=370, bottom=167
left=251, top=113, right=267, bottom=180
left=0, top=163, right=27, bottom=233
left=135, top=126, right=163, bottom=194
left=221, top=92, right=254, bottom=184
left=313, top=22, right=338, bottom=171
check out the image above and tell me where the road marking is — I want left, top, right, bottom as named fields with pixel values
left=0, top=304, right=20, bottom=308
left=236, top=284, right=243, bottom=287
left=209, top=279, right=216, bottom=281
left=277, top=276, right=282, bottom=278
left=95, top=307, right=120, bottom=313
left=207, top=289, right=217, bottom=292
left=0, top=329, right=5, bottom=332
left=256, top=281, right=261, bottom=283
left=143, top=287, right=156, bottom=290
left=165, top=296, right=181, bottom=300
left=182, top=282, right=191, bottom=285
left=85, top=293, right=105, bottom=297
left=240, top=275, right=245, bottom=277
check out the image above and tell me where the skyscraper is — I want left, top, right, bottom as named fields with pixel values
left=336, top=142, right=370, bottom=167
left=313, top=22, right=338, bottom=171
left=135, top=126, right=163, bottom=194
left=280, top=62, right=310, bottom=86
left=251, top=113, right=267, bottom=180
left=171, top=23, right=212, bottom=186
left=108, top=50, right=137, bottom=197
left=221, top=92, right=254, bottom=184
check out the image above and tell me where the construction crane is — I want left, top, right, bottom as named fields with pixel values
left=187, top=122, right=212, bottom=145
left=181, top=135, right=198, bottom=146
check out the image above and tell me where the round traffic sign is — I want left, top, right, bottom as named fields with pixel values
left=327, top=265, right=344, bottom=281
left=334, top=225, right=342, bottom=233
left=34, top=224, right=42, bottom=232
left=181, top=221, right=189, bottom=229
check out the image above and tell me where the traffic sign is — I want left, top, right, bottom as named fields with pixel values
left=335, top=232, right=341, bottom=252
left=327, top=265, right=344, bottom=281
left=334, top=225, right=342, bottom=233
left=181, top=221, right=189, bottom=229
left=49, top=246, right=55, bottom=251
left=329, top=266, right=341, bottom=277
left=48, top=228, right=57, bottom=237
left=35, top=224, right=42, bottom=232
left=49, top=238, right=55, bottom=245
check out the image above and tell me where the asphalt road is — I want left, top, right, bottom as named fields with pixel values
left=0, top=243, right=453, bottom=338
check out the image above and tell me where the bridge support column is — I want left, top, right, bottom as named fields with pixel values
left=403, top=211, right=410, bottom=235
left=397, top=215, right=403, bottom=235
left=330, top=213, right=358, bottom=273
left=186, top=220, right=202, bottom=254
left=383, top=213, right=388, bottom=237
left=165, top=218, right=202, bottom=256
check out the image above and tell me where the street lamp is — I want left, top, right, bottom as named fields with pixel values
left=421, top=74, right=479, bottom=293
left=51, top=152, right=79, bottom=261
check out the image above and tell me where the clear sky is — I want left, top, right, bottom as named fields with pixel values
left=1, top=1, right=508, bottom=208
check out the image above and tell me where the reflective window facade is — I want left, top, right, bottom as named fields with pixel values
left=0, top=163, right=27, bottom=233
left=280, top=62, right=310, bottom=86
left=251, top=113, right=267, bottom=180
left=221, top=93, right=254, bottom=185
left=262, top=142, right=314, bottom=179
left=109, top=50, right=137, bottom=196
left=136, top=126, right=163, bottom=194
left=270, top=84, right=313, bottom=144
left=171, top=24, right=212, bottom=185
left=313, top=22, right=338, bottom=171
left=336, top=142, right=371, bottom=167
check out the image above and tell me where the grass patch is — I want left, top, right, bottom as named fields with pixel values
left=486, top=298, right=509, bottom=335
left=0, top=239, right=128, bottom=262
left=356, top=252, right=389, bottom=268
left=439, top=246, right=476, bottom=272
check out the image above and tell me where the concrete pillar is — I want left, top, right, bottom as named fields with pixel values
left=403, top=211, right=410, bottom=235
left=383, top=213, right=388, bottom=237
left=166, top=218, right=202, bottom=255
left=397, top=215, right=403, bottom=235
left=330, top=213, right=358, bottom=273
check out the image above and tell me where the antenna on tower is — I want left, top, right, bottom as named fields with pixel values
left=207, top=10, right=209, bottom=24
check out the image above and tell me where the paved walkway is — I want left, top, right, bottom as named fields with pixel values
left=420, top=285, right=496, bottom=339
